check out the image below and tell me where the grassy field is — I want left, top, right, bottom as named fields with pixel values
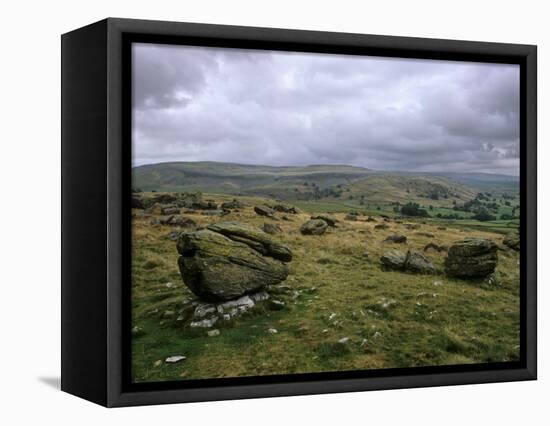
left=131, top=192, right=520, bottom=383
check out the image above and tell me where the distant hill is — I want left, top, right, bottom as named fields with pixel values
left=132, top=161, right=519, bottom=206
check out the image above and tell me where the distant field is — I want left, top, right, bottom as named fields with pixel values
left=131, top=191, right=520, bottom=383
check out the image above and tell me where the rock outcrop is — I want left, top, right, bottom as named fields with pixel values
left=300, top=219, right=328, bottom=235
left=444, top=237, right=498, bottom=278
left=177, top=222, right=292, bottom=301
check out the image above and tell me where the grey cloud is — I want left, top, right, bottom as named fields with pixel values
left=132, top=43, right=520, bottom=175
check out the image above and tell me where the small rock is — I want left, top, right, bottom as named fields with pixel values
left=153, top=360, right=162, bottom=367
left=207, top=329, right=220, bottom=337
left=338, top=337, right=350, bottom=344
left=384, top=234, right=407, bottom=244
left=268, top=299, right=286, bottom=311
left=267, top=328, right=278, bottom=334
left=165, top=282, right=174, bottom=288
left=165, top=355, right=186, bottom=363
left=433, top=280, right=444, bottom=286
left=190, top=317, right=218, bottom=328
left=131, top=326, right=144, bottom=337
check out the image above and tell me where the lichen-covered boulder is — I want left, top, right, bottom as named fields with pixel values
left=380, top=249, right=407, bottom=270
left=206, top=221, right=292, bottom=262
left=254, top=205, right=275, bottom=217
left=311, top=214, right=338, bottom=227
left=177, top=228, right=290, bottom=301
left=300, top=219, right=328, bottom=235
left=380, top=249, right=435, bottom=274
left=405, top=250, right=436, bottom=274
left=502, top=233, right=519, bottom=251
left=444, top=237, right=498, bottom=278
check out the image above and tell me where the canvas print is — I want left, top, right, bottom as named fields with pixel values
left=130, top=43, right=520, bottom=383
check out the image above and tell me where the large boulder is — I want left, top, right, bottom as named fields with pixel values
left=311, top=214, right=338, bottom=227
left=206, top=221, right=292, bottom=262
left=254, top=205, right=275, bottom=217
left=444, top=237, right=498, bottom=278
left=502, top=233, right=520, bottom=251
left=177, top=227, right=290, bottom=301
left=300, top=219, right=328, bottom=235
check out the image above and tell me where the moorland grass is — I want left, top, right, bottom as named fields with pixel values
left=131, top=193, right=520, bottom=382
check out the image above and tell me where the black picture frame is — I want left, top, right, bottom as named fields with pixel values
left=61, top=17, right=537, bottom=407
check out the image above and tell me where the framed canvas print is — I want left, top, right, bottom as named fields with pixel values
left=61, top=18, right=537, bottom=407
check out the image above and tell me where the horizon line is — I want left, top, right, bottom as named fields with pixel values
left=132, top=160, right=520, bottom=178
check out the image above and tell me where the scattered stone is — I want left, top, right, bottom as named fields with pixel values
left=311, top=214, right=338, bottom=227
left=159, top=215, right=196, bottom=227
left=165, top=355, right=186, bottom=363
left=221, top=199, right=244, bottom=209
left=254, top=205, right=275, bottom=217
left=131, top=326, right=144, bottom=337
left=381, top=249, right=435, bottom=274
left=161, top=206, right=180, bottom=215
left=437, top=226, right=447, bottom=230
left=268, top=299, right=286, bottom=311
left=433, top=280, right=444, bottom=286
left=190, top=200, right=218, bottom=210
left=384, top=234, right=407, bottom=243
left=207, top=329, right=220, bottom=337
left=267, top=328, right=278, bottom=334
left=165, top=282, right=174, bottom=288
left=250, top=291, right=270, bottom=302
left=404, top=223, right=421, bottom=230
left=444, top=237, right=498, bottom=278
left=373, top=331, right=382, bottom=339
left=374, top=223, right=389, bottom=230
left=177, top=225, right=291, bottom=301
left=300, top=219, right=328, bottom=235
left=366, top=217, right=377, bottom=222
left=362, top=251, right=370, bottom=258
left=190, top=317, right=218, bottom=328
left=345, top=213, right=358, bottom=221
left=338, top=337, right=351, bottom=344
left=263, top=222, right=283, bottom=235
left=271, top=203, right=299, bottom=214
left=153, top=360, right=162, bottom=367
left=503, top=233, right=520, bottom=251
left=163, top=310, right=175, bottom=318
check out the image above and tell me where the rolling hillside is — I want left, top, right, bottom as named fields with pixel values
left=132, top=161, right=519, bottom=207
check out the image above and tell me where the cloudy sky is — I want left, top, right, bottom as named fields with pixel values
left=132, top=43, right=520, bottom=176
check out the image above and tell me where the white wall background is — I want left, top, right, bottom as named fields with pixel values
left=0, top=0, right=546, bottom=424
